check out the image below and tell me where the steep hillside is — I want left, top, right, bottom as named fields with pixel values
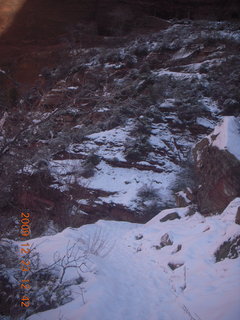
left=1, top=19, right=240, bottom=238
left=0, top=17, right=240, bottom=320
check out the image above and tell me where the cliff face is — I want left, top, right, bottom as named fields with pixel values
left=0, top=0, right=239, bottom=87
left=0, top=0, right=239, bottom=43
left=193, top=117, right=240, bottom=215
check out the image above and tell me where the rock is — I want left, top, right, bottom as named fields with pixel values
left=235, top=207, right=240, bottom=225
left=96, top=2, right=134, bottom=36
left=171, top=244, right=182, bottom=254
left=153, top=233, right=173, bottom=250
left=168, top=262, right=184, bottom=270
left=160, top=233, right=173, bottom=247
left=193, top=118, right=240, bottom=215
left=160, top=212, right=180, bottom=222
left=215, top=235, right=240, bottom=262
left=185, top=205, right=197, bottom=216
left=175, top=188, right=194, bottom=207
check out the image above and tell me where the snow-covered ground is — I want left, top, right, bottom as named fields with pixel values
left=26, top=198, right=240, bottom=320
left=48, top=121, right=190, bottom=208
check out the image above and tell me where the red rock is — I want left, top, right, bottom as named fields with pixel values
left=175, top=188, right=194, bottom=207
left=193, top=138, right=240, bottom=215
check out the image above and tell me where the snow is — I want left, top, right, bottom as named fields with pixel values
left=67, top=86, right=79, bottom=90
left=152, top=69, right=202, bottom=80
left=218, top=31, right=240, bottom=42
left=184, top=58, right=224, bottom=73
left=96, top=107, right=110, bottom=113
left=176, top=191, right=191, bottom=204
left=104, top=63, right=124, bottom=69
left=82, top=160, right=176, bottom=208
left=63, top=119, right=196, bottom=207
left=46, top=118, right=197, bottom=208
left=26, top=198, right=240, bottom=320
left=200, top=97, right=220, bottom=114
left=208, top=116, right=240, bottom=160
left=196, top=117, right=215, bottom=129
left=68, top=124, right=133, bottom=161
left=172, top=48, right=193, bottom=60
left=159, top=99, right=176, bottom=109
left=48, top=155, right=177, bottom=208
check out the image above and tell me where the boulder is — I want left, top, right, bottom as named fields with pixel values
left=153, top=233, right=173, bottom=250
left=168, top=262, right=184, bottom=270
left=160, top=212, right=180, bottom=222
left=160, top=233, right=173, bottom=247
left=193, top=117, right=240, bottom=215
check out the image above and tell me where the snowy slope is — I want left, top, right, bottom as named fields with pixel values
left=49, top=120, right=189, bottom=209
left=26, top=198, right=240, bottom=320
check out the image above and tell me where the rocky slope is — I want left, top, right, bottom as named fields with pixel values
left=0, top=0, right=239, bottom=88
left=1, top=19, right=240, bottom=239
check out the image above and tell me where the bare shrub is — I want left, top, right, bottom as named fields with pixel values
left=80, top=228, right=112, bottom=257
left=101, top=113, right=125, bottom=131
left=130, top=118, right=152, bottom=137
left=80, top=151, right=101, bottom=178
left=172, top=157, right=198, bottom=194
left=141, top=200, right=165, bottom=217
left=135, top=184, right=169, bottom=217
left=137, top=184, right=159, bottom=201
left=124, top=136, right=152, bottom=162
left=0, top=229, right=110, bottom=319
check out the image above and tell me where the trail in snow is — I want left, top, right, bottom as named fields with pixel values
left=26, top=198, right=240, bottom=320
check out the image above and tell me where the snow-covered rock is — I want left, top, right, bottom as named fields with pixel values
left=193, top=117, right=240, bottom=215
left=209, top=116, right=240, bottom=161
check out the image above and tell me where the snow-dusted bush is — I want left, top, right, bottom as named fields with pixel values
left=130, top=118, right=152, bottom=137
left=104, top=114, right=125, bottom=130
left=172, top=158, right=198, bottom=194
left=137, top=184, right=159, bottom=201
left=81, top=151, right=101, bottom=178
left=124, top=136, right=152, bottom=162
left=135, top=184, right=168, bottom=217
